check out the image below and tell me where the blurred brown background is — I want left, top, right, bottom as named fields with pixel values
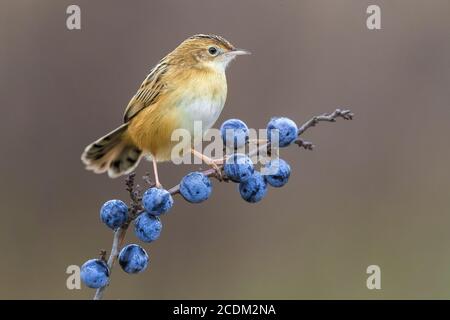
left=0, top=0, right=449, bottom=299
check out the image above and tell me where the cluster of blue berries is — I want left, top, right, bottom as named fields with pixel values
left=81, top=190, right=172, bottom=288
left=221, top=117, right=295, bottom=202
left=81, top=116, right=298, bottom=290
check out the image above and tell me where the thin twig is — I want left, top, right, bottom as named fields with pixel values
left=93, top=173, right=144, bottom=300
left=297, top=108, right=354, bottom=136
left=93, top=226, right=127, bottom=300
left=92, top=108, right=353, bottom=299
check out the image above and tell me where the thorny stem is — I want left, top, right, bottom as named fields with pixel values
left=297, top=108, right=354, bottom=136
left=93, top=173, right=148, bottom=300
left=92, top=108, right=353, bottom=299
left=93, top=227, right=127, bottom=300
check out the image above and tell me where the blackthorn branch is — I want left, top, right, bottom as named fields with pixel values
left=93, top=173, right=149, bottom=300
left=87, top=108, right=354, bottom=299
left=297, top=108, right=354, bottom=136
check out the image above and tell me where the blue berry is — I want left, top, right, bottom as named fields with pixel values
left=134, top=213, right=162, bottom=243
left=239, top=172, right=268, bottom=203
left=220, top=119, right=249, bottom=149
left=264, top=159, right=291, bottom=187
left=118, top=244, right=149, bottom=274
left=80, top=259, right=110, bottom=289
left=142, top=187, right=173, bottom=215
left=180, top=172, right=212, bottom=203
left=224, top=154, right=254, bottom=182
left=100, top=200, right=128, bottom=230
left=267, top=117, right=298, bottom=147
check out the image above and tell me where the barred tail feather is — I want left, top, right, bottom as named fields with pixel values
left=81, top=124, right=143, bottom=178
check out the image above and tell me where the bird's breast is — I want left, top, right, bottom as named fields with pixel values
left=127, top=68, right=227, bottom=161
left=175, top=71, right=227, bottom=134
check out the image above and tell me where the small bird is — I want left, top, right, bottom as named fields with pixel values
left=81, top=34, right=250, bottom=187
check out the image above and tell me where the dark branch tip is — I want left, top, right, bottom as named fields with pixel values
left=99, top=250, right=107, bottom=262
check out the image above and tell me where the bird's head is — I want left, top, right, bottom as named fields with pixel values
left=169, top=34, right=250, bottom=72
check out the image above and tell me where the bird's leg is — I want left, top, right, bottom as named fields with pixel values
left=190, top=148, right=223, bottom=179
left=152, top=157, right=163, bottom=189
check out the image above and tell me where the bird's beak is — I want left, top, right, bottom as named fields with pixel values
left=227, top=48, right=251, bottom=56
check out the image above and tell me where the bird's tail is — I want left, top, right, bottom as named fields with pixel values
left=81, top=123, right=143, bottom=178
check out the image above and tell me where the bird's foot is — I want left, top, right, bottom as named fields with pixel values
left=191, top=149, right=224, bottom=180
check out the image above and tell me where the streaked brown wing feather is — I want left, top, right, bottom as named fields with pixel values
left=123, top=61, right=169, bottom=123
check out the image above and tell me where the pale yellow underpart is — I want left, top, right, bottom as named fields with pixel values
left=127, top=66, right=227, bottom=162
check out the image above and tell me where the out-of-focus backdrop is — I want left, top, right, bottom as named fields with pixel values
left=0, top=0, right=449, bottom=299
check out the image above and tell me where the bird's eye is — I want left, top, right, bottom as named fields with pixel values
left=208, top=46, right=219, bottom=56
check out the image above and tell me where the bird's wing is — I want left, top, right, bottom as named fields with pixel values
left=123, top=61, right=169, bottom=123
